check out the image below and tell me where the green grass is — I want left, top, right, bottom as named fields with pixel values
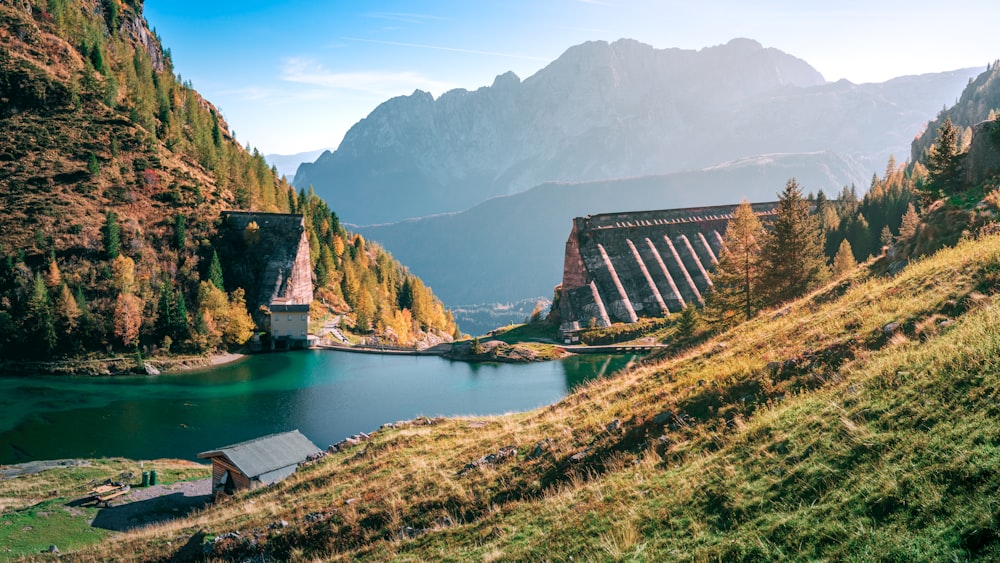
left=0, top=458, right=208, bottom=560
left=52, top=231, right=1000, bottom=560
left=0, top=497, right=108, bottom=559
left=487, top=322, right=558, bottom=344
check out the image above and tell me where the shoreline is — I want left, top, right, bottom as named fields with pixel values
left=0, top=352, right=247, bottom=377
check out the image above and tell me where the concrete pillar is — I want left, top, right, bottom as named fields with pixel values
left=597, top=244, right=638, bottom=323
left=626, top=238, right=667, bottom=315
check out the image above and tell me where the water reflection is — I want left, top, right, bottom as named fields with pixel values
left=0, top=351, right=639, bottom=464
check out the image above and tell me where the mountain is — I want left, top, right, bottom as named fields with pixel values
left=0, top=0, right=456, bottom=362
left=911, top=61, right=1000, bottom=162
left=296, top=37, right=977, bottom=226
left=265, top=148, right=329, bottom=180
left=358, top=151, right=867, bottom=306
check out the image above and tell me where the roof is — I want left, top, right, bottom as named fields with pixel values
left=197, top=430, right=320, bottom=479
left=271, top=303, right=310, bottom=313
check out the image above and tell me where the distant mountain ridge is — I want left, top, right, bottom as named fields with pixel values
left=266, top=148, right=329, bottom=180
left=296, top=37, right=977, bottom=226
left=357, top=151, right=867, bottom=306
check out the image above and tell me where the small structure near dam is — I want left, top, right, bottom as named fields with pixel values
left=218, top=211, right=313, bottom=349
left=556, top=202, right=778, bottom=334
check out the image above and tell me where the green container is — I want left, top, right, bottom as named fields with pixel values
left=149, top=470, right=158, bottom=486
left=141, top=471, right=149, bottom=487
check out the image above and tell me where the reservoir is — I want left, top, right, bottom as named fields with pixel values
left=0, top=351, right=637, bottom=464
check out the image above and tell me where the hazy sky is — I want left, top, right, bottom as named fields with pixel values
left=144, top=0, right=998, bottom=156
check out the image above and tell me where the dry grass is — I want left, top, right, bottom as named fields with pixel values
left=51, top=232, right=1000, bottom=560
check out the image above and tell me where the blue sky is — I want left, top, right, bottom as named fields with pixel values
left=145, top=0, right=999, bottom=156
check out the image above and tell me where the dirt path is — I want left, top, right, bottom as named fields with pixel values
left=87, top=478, right=211, bottom=532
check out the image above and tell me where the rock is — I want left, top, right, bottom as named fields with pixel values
left=143, top=362, right=160, bottom=376
left=653, top=411, right=673, bottom=426
left=773, top=307, right=791, bottom=319
left=327, top=444, right=339, bottom=454
left=606, top=419, right=620, bottom=433
left=765, top=361, right=782, bottom=373
left=460, top=446, right=518, bottom=475
left=569, top=448, right=591, bottom=462
left=47, top=545, right=60, bottom=555
left=883, top=321, right=901, bottom=335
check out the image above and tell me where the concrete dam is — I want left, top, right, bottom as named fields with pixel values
left=557, top=203, right=778, bottom=333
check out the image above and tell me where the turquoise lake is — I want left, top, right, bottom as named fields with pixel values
left=0, top=351, right=637, bottom=464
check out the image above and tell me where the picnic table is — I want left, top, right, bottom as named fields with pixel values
left=87, top=482, right=131, bottom=508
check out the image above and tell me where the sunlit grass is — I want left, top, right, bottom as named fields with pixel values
left=52, top=233, right=1000, bottom=560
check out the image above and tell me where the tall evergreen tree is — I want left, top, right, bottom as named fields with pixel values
left=174, top=213, right=186, bottom=250
left=706, top=200, right=764, bottom=325
left=926, top=117, right=964, bottom=194
left=25, top=275, right=57, bottom=358
left=761, top=179, right=828, bottom=306
left=208, top=249, right=225, bottom=290
left=103, top=210, right=120, bottom=260
left=173, top=290, right=189, bottom=340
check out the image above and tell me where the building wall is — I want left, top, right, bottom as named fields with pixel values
left=271, top=312, right=309, bottom=339
left=210, top=457, right=252, bottom=492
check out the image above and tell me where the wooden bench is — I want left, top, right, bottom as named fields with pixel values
left=88, top=484, right=130, bottom=508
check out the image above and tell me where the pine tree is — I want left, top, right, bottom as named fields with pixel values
left=173, top=290, right=189, bottom=340
left=87, top=152, right=100, bottom=176
left=706, top=200, right=764, bottom=325
left=103, top=210, right=120, bottom=259
left=113, top=292, right=142, bottom=348
left=880, top=225, right=894, bottom=250
left=760, top=179, right=829, bottom=306
left=833, top=239, right=858, bottom=276
left=54, top=282, right=81, bottom=340
left=676, top=303, right=699, bottom=340
left=926, top=117, right=963, bottom=194
left=208, top=249, right=225, bottom=290
left=174, top=214, right=186, bottom=250
left=897, top=202, right=920, bottom=243
left=25, top=275, right=57, bottom=357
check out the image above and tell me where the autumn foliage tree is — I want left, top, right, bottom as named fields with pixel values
left=706, top=200, right=764, bottom=325
left=113, top=292, right=142, bottom=348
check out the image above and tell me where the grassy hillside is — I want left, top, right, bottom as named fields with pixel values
left=53, top=227, right=1000, bottom=560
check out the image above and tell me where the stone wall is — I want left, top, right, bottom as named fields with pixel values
left=558, top=202, right=777, bottom=333
left=219, top=212, right=313, bottom=325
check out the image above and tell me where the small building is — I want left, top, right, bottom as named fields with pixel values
left=197, top=430, right=321, bottom=496
left=270, top=303, right=310, bottom=348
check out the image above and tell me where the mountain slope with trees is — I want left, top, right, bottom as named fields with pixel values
left=0, top=0, right=456, bottom=365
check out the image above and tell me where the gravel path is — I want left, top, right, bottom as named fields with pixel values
left=89, top=478, right=211, bottom=532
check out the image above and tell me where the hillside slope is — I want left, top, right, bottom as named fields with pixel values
left=74, top=226, right=1000, bottom=560
left=0, top=0, right=456, bottom=362
left=296, top=37, right=975, bottom=225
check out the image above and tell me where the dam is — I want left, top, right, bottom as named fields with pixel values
left=556, top=202, right=778, bottom=334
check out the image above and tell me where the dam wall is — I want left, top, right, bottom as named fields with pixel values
left=558, top=203, right=777, bottom=333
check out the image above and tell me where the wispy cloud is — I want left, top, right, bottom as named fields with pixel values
left=342, top=37, right=549, bottom=62
left=363, top=12, right=449, bottom=25
left=282, top=58, right=457, bottom=97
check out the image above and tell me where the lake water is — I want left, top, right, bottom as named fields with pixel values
left=0, top=351, right=637, bottom=464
